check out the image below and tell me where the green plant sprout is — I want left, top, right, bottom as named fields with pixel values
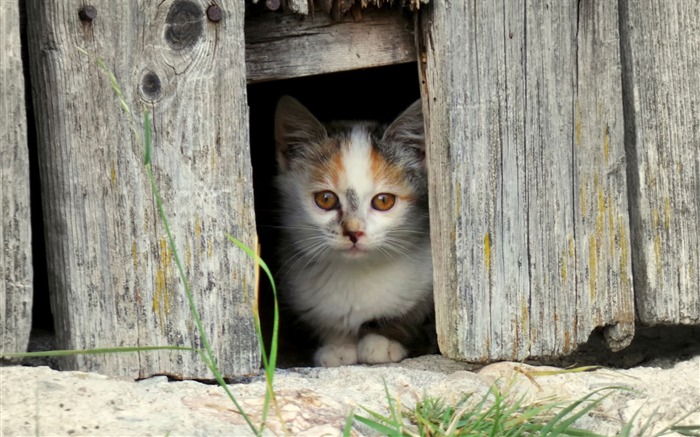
left=350, top=379, right=700, bottom=437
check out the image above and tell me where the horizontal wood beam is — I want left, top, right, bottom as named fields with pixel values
left=245, top=8, right=416, bottom=84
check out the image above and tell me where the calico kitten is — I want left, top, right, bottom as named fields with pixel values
left=274, top=96, right=436, bottom=367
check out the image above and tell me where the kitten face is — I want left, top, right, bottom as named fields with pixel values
left=299, top=126, right=420, bottom=257
left=275, top=97, right=427, bottom=261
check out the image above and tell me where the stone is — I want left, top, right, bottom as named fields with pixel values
left=1, top=354, right=698, bottom=436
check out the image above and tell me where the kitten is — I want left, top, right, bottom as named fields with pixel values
left=274, top=96, right=436, bottom=367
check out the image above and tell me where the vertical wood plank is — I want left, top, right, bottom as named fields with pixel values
left=27, top=0, right=259, bottom=378
left=620, top=0, right=700, bottom=325
left=419, top=0, right=635, bottom=361
left=574, top=0, right=636, bottom=350
left=1, top=0, right=33, bottom=356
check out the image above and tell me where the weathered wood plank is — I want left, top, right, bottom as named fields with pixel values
left=419, top=0, right=634, bottom=361
left=619, top=0, right=700, bottom=325
left=27, top=0, right=259, bottom=378
left=1, top=0, right=33, bottom=357
left=573, top=0, right=636, bottom=351
left=245, top=8, right=415, bottom=83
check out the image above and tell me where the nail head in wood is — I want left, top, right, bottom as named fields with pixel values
left=265, top=0, right=281, bottom=11
left=78, top=5, right=97, bottom=22
left=207, top=5, right=223, bottom=22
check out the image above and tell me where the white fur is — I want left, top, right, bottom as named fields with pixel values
left=277, top=128, right=432, bottom=337
left=314, top=342, right=359, bottom=367
left=357, top=333, right=408, bottom=364
left=276, top=98, right=432, bottom=367
left=287, top=241, right=432, bottom=332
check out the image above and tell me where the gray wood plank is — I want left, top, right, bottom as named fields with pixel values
left=26, top=0, right=259, bottom=378
left=620, top=0, right=700, bottom=325
left=1, top=0, right=33, bottom=357
left=245, top=8, right=416, bottom=83
left=418, top=0, right=634, bottom=361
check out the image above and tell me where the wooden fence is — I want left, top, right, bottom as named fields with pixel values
left=1, top=0, right=698, bottom=378
left=420, top=0, right=698, bottom=361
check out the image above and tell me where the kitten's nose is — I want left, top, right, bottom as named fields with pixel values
left=343, top=230, right=364, bottom=244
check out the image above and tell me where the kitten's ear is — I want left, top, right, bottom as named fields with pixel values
left=382, top=99, right=425, bottom=153
left=275, top=96, right=327, bottom=171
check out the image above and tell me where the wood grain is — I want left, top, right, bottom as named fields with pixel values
left=620, top=0, right=700, bottom=325
left=419, top=0, right=635, bottom=361
left=1, top=0, right=33, bottom=357
left=26, top=0, right=259, bottom=378
left=245, top=7, right=416, bottom=83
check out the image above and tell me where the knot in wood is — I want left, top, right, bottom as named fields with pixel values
left=141, top=71, right=162, bottom=100
left=165, top=0, right=203, bottom=50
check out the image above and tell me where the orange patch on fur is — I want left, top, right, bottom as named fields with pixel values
left=369, top=147, right=415, bottom=202
left=308, top=140, right=344, bottom=186
left=330, top=148, right=345, bottom=186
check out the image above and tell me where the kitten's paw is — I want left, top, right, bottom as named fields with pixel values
left=313, top=343, right=359, bottom=367
left=357, top=334, right=408, bottom=364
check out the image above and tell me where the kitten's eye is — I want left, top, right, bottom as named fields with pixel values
left=371, top=193, right=396, bottom=211
left=314, top=191, right=339, bottom=211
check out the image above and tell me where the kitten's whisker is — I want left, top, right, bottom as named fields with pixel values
left=383, top=236, right=423, bottom=252
left=276, top=239, right=328, bottom=278
left=291, top=240, right=330, bottom=277
left=307, top=247, right=332, bottom=278
left=393, top=229, right=430, bottom=236
left=267, top=224, right=321, bottom=231
left=377, top=246, right=397, bottom=261
left=382, top=240, right=415, bottom=261
left=287, top=242, right=326, bottom=270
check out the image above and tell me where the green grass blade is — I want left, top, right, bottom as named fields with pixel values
left=652, top=407, right=700, bottom=437
left=142, top=112, right=259, bottom=435
left=669, top=425, right=700, bottom=436
left=226, top=234, right=279, bottom=373
left=629, top=405, right=658, bottom=437
left=226, top=234, right=280, bottom=430
left=539, top=387, right=620, bottom=435
left=359, top=405, right=395, bottom=424
left=2, top=345, right=193, bottom=358
left=500, top=402, right=555, bottom=430
left=382, top=379, right=400, bottom=427
left=143, top=109, right=152, bottom=165
left=343, top=408, right=355, bottom=437
left=354, top=414, right=401, bottom=436
left=523, top=366, right=603, bottom=377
